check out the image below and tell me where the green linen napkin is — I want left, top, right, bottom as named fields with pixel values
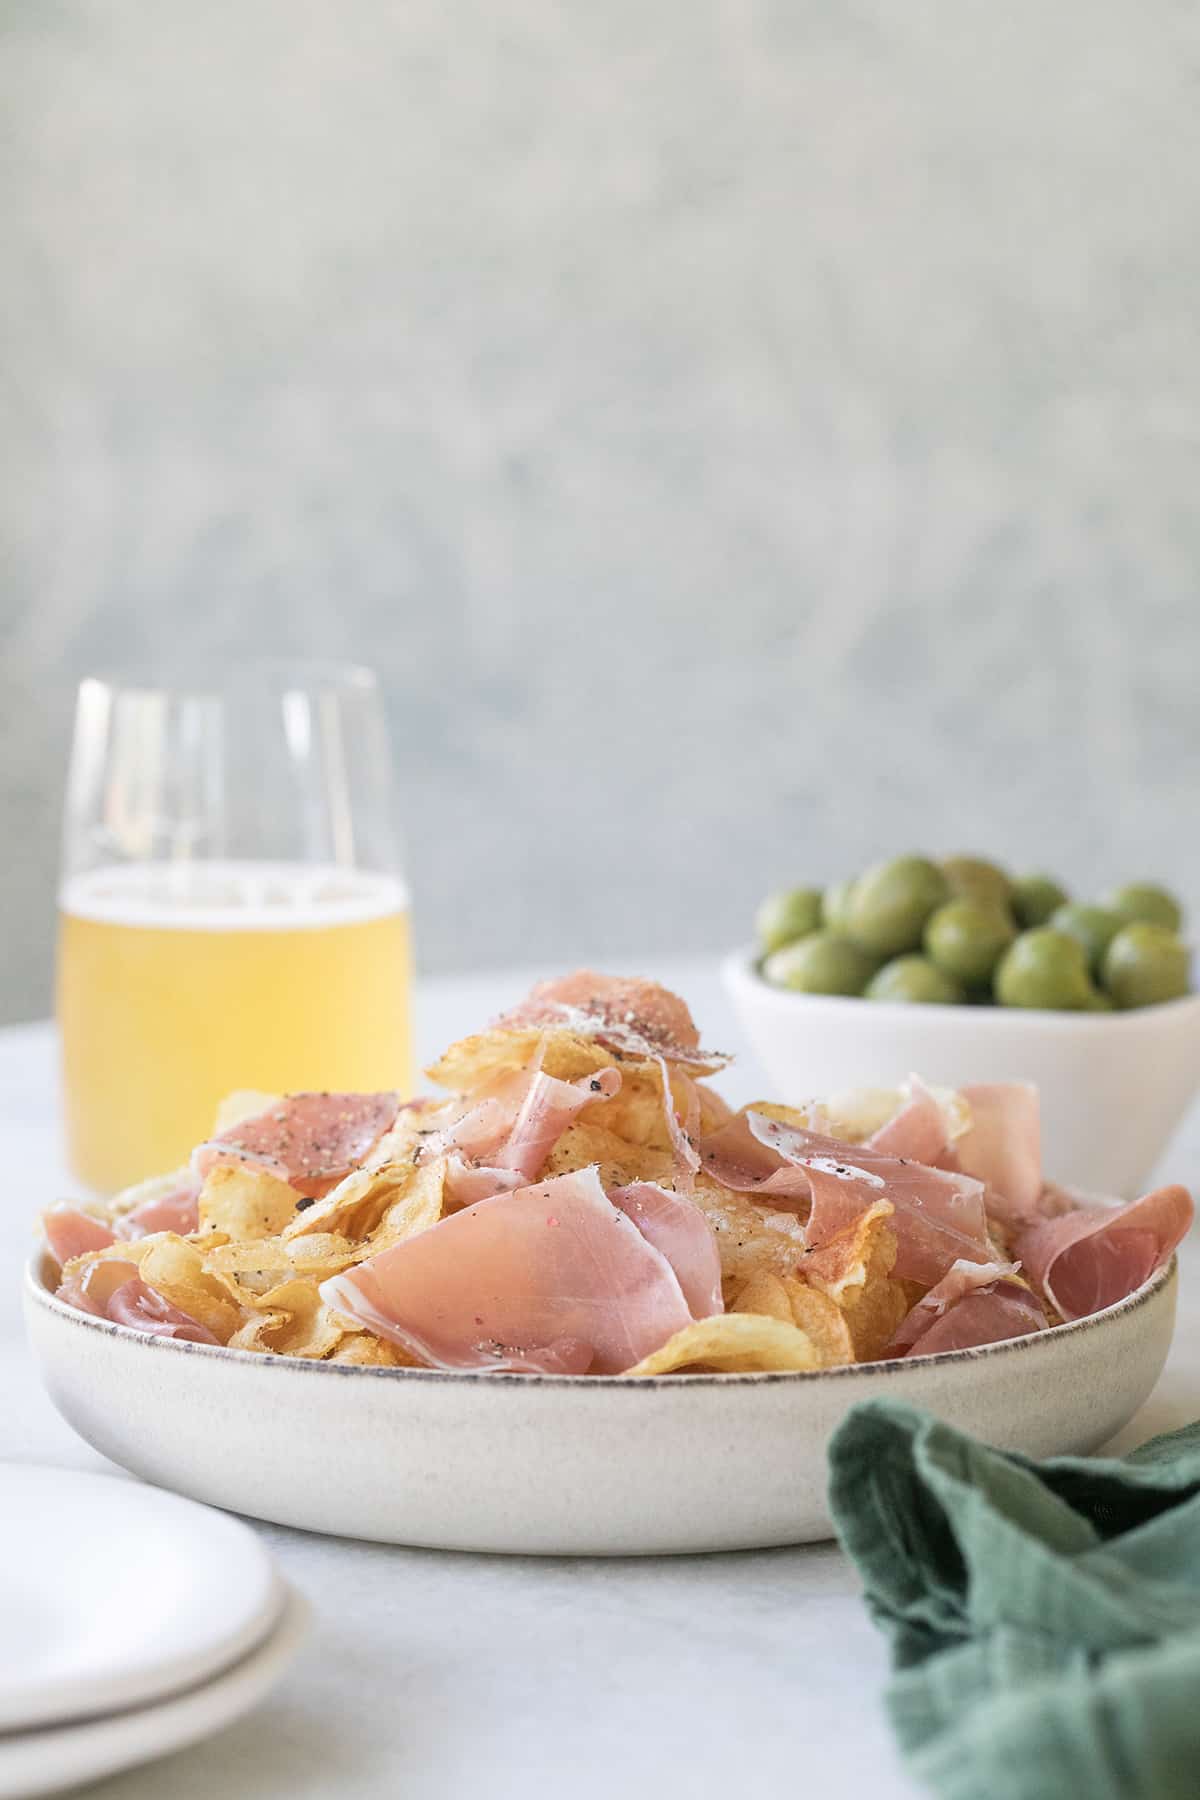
left=827, top=1399, right=1200, bottom=1800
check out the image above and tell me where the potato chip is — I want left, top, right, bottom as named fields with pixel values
left=692, top=1174, right=808, bottom=1290
left=427, top=1027, right=615, bottom=1094
left=363, top=1158, right=446, bottom=1253
left=731, top=1270, right=856, bottom=1366
left=201, top=1236, right=294, bottom=1279
left=583, top=1066, right=673, bottom=1149
left=198, top=1163, right=299, bottom=1242
left=328, top=1332, right=423, bottom=1368
left=227, top=1278, right=344, bottom=1358
left=801, top=1199, right=908, bottom=1362
left=138, top=1233, right=244, bottom=1342
left=283, top=1158, right=438, bottom=1244
left=623, top=1312, right=829, bottom=1375
left=542, top=1122, right=675, bottom=1191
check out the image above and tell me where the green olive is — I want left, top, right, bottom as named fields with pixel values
left=1012, top=874, right=1070, bottom=929
left=1105, top=882, right=1184, bottom=935
left=1049, top=903, right=1124, bottom=976
left=821, top=877, right=858, bottom=933
left=1101, top=923, right=1191, bottom=1009
left=940, top=856, right=1013, bottom=913
left=846, top=856, right=950, bottom=959
left=924, top=900, right=1016, bottom=987
left=865, top=955, right=964, bottom=1005
left=994, top=928, right=1096, bottom=1010
left=763, top=931, right=875, bottom=997
left=1084, top=989, right=1115, bottom=1011
left=755, top=887, right=824, bottom=956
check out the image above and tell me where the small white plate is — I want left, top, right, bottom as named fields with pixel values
left=0, top=1587, right=307, bottom=1800
left=24, top=1251, right=1179, bottom=1555
left=0, top=1466, right=283, bottom=1732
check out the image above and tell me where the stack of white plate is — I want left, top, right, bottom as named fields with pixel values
left=0, top=1466, right=306, bottom=1798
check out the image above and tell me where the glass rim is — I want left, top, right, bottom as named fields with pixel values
left=75, top=658, right=381, bottom=702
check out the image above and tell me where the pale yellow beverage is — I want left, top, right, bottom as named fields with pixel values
left=58, top=862, right=414, bottom=1194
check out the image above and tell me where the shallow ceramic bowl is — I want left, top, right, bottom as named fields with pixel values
left=24, top=1251, right=1177, bottom=1556
left=724, top=947, right=1200, bottom=1198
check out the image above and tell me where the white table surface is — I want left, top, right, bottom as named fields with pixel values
left=5, top=959, right=1200, bottom=1800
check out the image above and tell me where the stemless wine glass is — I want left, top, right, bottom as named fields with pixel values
left=56, top=661, right=413, bottom=1194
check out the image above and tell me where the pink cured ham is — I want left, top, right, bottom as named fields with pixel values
left=1014, top=1184, right=1193, bottom=1322
left=954, top=1083, right=1043, bottom=1224
left=193, top=1092, right=400, bottom=1199
left=868, top=1078, right=952, bottom=1166
left=42, top=1207, right=116, bottom=1266
left=55, top=1257, right=141, bottom=1318
left=611, top=1181, right=723, bottom=1319
left=885, top=1258, right=1042, bottom=1356
left=901, top=1278, right=1047, bottom=1358
left=496, top=971, right=730, bottom=1070
left=442, top=1156, right=526, bottom=1209
left=700, top=1112, right=995, bottom=1287
left=655, top=1058, right=701, bottom=1189
left=435, top=1065, right=623, bottom=1204
left=115, top=1178, right=201, bottom=1241
left=105, top=1279, right=220, bottom=1343
left=320, top=1166, right=694, bottom=1374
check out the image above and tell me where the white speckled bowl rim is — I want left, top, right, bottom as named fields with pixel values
left=24, top=1252, right=1177, bottom=1388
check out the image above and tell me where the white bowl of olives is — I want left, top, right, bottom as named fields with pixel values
left=725, top=856, right=1200, bottom=1197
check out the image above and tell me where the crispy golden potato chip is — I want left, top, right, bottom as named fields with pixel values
left=227, top=1278, right=344, bottom=1358
left=364, top=1158, right=446, bottom=1253
left=731, top=1270, right=856, bottom=1367
left=328, top=1332, right=423, bottom=1368
left=746, top=1100, right=826, bottom=1133
left=542, top=1122, right=675, bottom=1191
left=624, top=1312, right=830, bottom=1375
left=801, top=1199, right=908, bottom=1362
left=282, top=1158, right=441, bottom=1245
left=692, top=1174, right=808, bottom=1291
left=583, top=1066, right=673, bottom=1149
left=427, top=1027, right=616, bottom=1093
left=284, top=1231, right=362, bottom=1274
left=212, top=1089, right=281, bottom=1133
left=138, top=1233, right=244, bottom=1342
left=198, top=1163, right=299, bottom=1242
left=201, top=1236, right=293, bottom=1279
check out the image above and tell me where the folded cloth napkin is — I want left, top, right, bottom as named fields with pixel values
left=828, top=1399, right=1200, bottom=1800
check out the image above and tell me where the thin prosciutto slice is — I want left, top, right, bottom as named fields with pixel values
left=1014, top=1184, right=1193, bottom=1322
left=105, top=1279, right=220, bottom=1343
left=193, top=1091, right=400, bottom=1199
left=54, top=1258, right=218, bottom=1342
left=434, top=1065, right=623, bottom=1206
left=611, top=1182, right=723, bottom=1319
left=900, top=1278, right=1047, bottom=1358
left=700, top=1112, right=996, bottom=1287
left=321, top=1166, right=695, bottom=1374
left=496, top=971, right=730, bottom=1070
left=886, top=1258, right=1045, bottom=1357
left=115, top=1177, right=201, bottom=1241
left=954, top=1083, right=1043, bottom=1224
left=867, top=1077, right=952, bottom=1165
left=655, top=1058, right=701, bottom=1189
left=42, top=1206, right=116, bottom=1266
left=55, top=1257, right=141, bottom=1317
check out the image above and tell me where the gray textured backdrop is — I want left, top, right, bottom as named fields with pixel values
left=4, top=1, right=1200, bottom=1022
